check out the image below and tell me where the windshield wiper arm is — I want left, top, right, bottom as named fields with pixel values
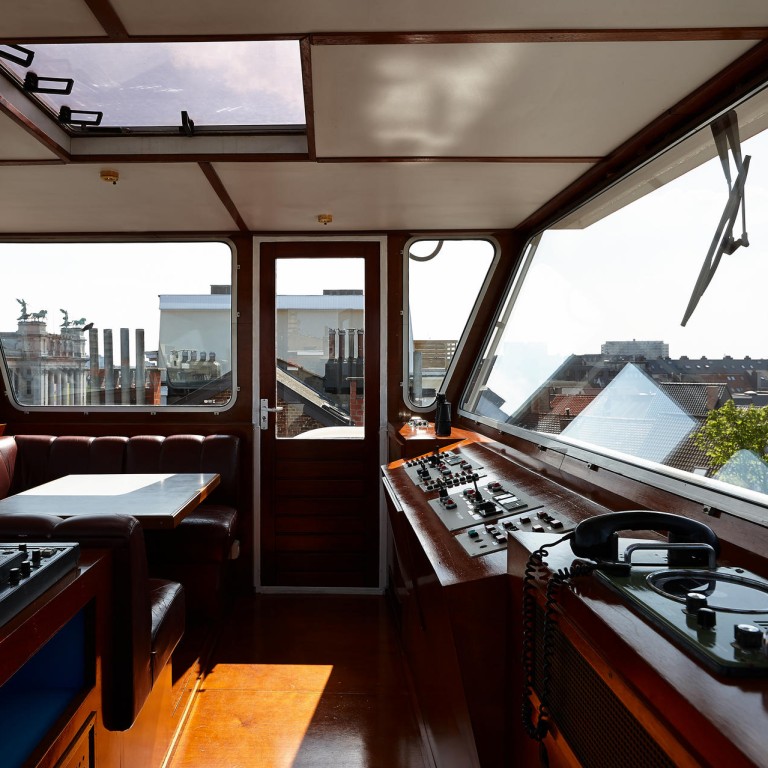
left=681, top=111, right=750, bottom=327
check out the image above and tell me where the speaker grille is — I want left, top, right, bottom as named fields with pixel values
left=533, top=610, right=677, bottom=768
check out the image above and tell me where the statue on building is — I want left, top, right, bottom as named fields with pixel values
left=16, top=298, right=29, bottom=321
left=60, top=309, right=70, bottom=327
left=31, top=309, right=47, bottom=320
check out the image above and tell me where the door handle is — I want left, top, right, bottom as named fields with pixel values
left=259, top=398, right=284, bottom=430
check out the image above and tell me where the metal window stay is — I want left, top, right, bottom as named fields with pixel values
left=681, top=110, right=750, bottom=327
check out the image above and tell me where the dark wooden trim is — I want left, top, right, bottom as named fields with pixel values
left=68, top=152, right=310, bottom=164
left=258, top=240, right=382, bottom=587
left=0, top=96, right=71, bottom=161
left=82, top=0, right=129, bottom=39
left=300, top=37, right=317, bottom=162
left=0, top=159, right=65, bottom=166
left=8, top=27, right=768, bottom=46
left=518, top=39, right=768, bottom=234
left=198, top=161, right=249, bottom=232
left=312, top=28, right=768, bottom=46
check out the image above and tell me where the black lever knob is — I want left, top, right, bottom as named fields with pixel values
left=697, top=607, right=717, bottom=629
left=734, top=623, right=764, bottom=650
left=685, top=592, right=708, bottom=614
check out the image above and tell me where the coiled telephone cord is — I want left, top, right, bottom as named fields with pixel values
left=521, top=535, right=596, bottom=743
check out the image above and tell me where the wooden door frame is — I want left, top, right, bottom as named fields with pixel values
left=252, top=236, right=387, bottom=592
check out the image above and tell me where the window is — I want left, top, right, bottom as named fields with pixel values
left=404, top=238, right=497, bottom=410
left=0, top=241, right=234, bottom=409
left=462, top=94, right=768, bottom=523
left=0, top=41, right=305, bottom=133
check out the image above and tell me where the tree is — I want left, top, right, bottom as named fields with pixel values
left=693, top=400, right=768, bottom=471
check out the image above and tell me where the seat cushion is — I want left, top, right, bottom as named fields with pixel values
left=149, top=578, right=185, bottom=685
left=145, top=504, right=238, bottom=563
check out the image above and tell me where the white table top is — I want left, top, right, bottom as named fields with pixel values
left=0, top=473, right=220, bottom=529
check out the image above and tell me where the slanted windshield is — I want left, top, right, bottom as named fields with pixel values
left=462, top=97, right=768, bottom=521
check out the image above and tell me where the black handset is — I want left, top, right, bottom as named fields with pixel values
left=570, top=510, right=719, bottom=564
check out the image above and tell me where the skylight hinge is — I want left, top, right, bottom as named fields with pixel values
left=58, top=105, right=103, bottom=127
left=0, top=44, right=34, bottom=68
left=180, top=110, right=195, bottom=136
left=24, top=72, right=73, bottom=96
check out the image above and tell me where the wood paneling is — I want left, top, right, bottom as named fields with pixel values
left=259, top=241, right=381, bottom=588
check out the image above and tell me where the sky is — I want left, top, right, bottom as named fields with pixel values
left=0, top=241, right=231, bottom=352
left=479, top=125, right=768, bottom=414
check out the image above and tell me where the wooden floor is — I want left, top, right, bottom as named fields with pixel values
left=166, top=594, right=433, bottom=768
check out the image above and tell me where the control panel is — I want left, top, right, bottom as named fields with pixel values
left=400, top=446, right=578, bottom=556
left=455, top=507, right=576, bottom=557
left=402, top=449, right=486, bottom=493
left=0, top=543, right=80, bottom=627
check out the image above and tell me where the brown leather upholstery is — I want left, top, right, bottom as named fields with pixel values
left=4, top=434, right=240, bottom=618
left=0, top=436, right=16, bottom=500
left=0, top=512, right=184, bottom=732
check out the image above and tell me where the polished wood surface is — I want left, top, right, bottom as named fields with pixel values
left=382, top=436, right=620, bottom=768
left=507, top=531, right=768, bottom=768
left=0, top=473, right=220, bottom=530
left=0, top=550, right=112, bottom=768
left=167, top=594, right=431, bottom=768
left=259, top=241, right=382, bottom=588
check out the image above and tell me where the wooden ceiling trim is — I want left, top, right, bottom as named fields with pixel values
left=198, top=161, right=249, bottom=232
left=517, top=39, right=768, bottom=234
left=300, top=37, right=317, bottom=162
left=0, top=98, right=70, bottom=162
left=82, top=0, right=129, bottom=39
left=312, top=28, right=768, bottom=46
left=68, top=152, right=310, bottom=163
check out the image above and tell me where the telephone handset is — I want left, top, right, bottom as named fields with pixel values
left=522, top=510, right=721, bottom=751
left=570, top=510, right=720, bottom=565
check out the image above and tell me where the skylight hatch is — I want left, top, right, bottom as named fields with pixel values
left=0, top=41, right=306, bottom=132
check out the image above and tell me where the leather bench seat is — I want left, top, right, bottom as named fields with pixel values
left=0, top=433, right=240, bottom=618
left=149, top=579, right=186, bottom=684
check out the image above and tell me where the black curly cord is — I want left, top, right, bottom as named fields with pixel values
left=521, top=535, right=594, bottom=743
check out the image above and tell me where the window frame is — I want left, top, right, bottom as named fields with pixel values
left=0, top=237, right=237, bottom=414
left=402, top=235, right=501, bottom=413
left=458, top=109, right=768, bottom=529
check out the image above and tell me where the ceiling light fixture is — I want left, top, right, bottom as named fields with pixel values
left=317, top=214, right=333, bottom=225
left=100, top=169, right=119, bottom=185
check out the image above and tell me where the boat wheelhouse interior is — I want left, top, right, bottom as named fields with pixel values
left=2, top=3, right=768, bottom=767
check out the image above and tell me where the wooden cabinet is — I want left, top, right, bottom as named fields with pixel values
left=0, top=551, right=112, bottom=768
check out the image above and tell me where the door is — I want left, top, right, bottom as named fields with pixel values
left=259, top=241, right=381, bottom=588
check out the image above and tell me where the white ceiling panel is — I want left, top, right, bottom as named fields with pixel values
left=0, top=164, right=236, bottom=232
left=312, top=41, right=755, bottom=158
left=214, top=161, right=592, bottom=231
left=0, top=112, right=59, bottom=161
left=2, top=1, right=106, bottom=38
left=108, top=0, right=768, bottom=36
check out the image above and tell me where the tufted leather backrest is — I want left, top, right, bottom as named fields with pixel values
left=11, top=434, right=239, bottom=506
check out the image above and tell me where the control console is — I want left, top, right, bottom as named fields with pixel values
left=0, top=543, right=80, bottom=627
left=402, top=449, right=486, bottom=493
left=401, top=445, right=579, bottom=556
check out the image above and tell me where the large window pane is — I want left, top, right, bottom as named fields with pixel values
left=275, top=257, right=365, bottom=439
left=462, top=102, right=768, bottom=514
left=0, top=241, right=233, bottom=408
left=405, top=238, right=495, bottom=409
